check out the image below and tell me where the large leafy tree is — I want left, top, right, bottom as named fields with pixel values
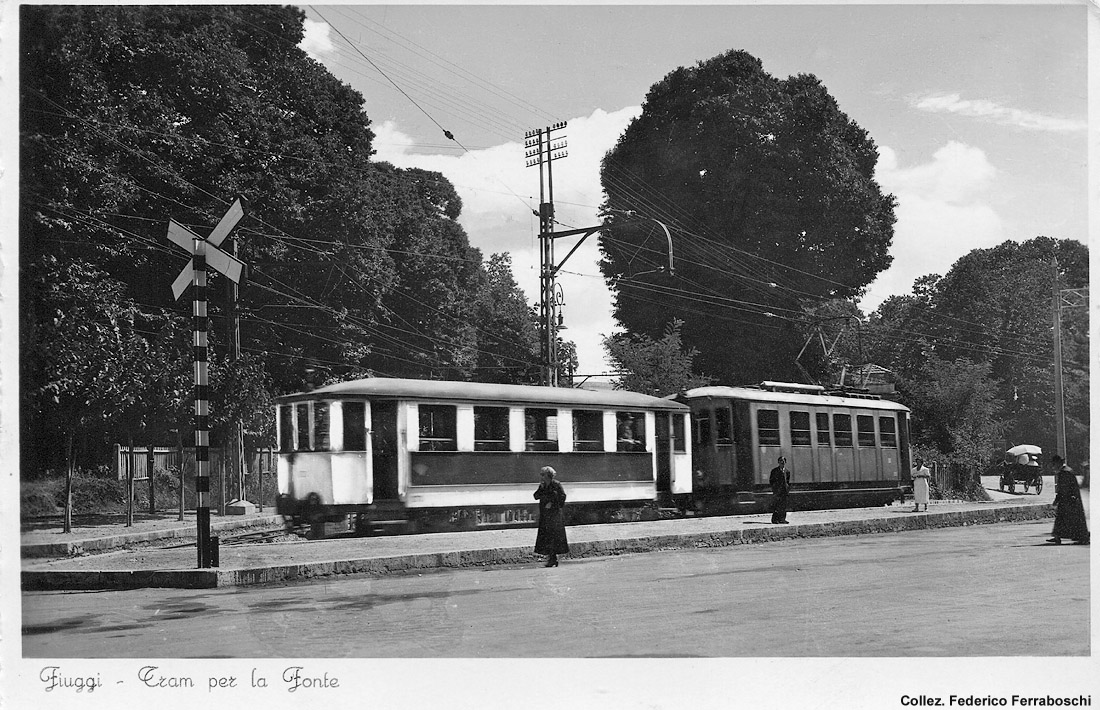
left=923, top=237, right=1088, bottom=462
left=598, top=50, right=896, bottom=385
left=862, top=274, right=941, bottom=381
left=864, top=237, right=1088, bottom=468
left=21, top=5, right=388, bottom=445
left=470, top=254, right=541, bottom=383
left=903, top=356, right=1006, bottom=476
left=20, top=6, right=541, bottom=477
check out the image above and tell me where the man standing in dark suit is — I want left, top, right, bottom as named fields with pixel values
left=770, top=455, right=791, bottom=524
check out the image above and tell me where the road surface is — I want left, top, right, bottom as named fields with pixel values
left=22, top=518, right=1088, bottom=658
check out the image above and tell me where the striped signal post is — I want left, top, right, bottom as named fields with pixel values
left=192, top=239, right=212, bottom=566
left=168, top=199, right=247, bottom=568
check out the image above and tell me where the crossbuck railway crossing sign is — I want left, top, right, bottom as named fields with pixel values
left=169, top=198, right=246, bottom=299
left=167, top=197, right=247, bottom=568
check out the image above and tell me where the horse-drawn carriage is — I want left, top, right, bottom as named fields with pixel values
left=999, top=444, right=1043, bottom=495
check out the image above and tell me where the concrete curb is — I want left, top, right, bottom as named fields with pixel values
left=21, top=504, right=1054, bottom=591
left=21, top=514, right=285, bottom=558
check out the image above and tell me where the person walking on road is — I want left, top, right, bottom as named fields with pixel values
left=911, top=457, right=932, bottom=512
left=769, top=456, right=791, bottom=524
left=534, top=466, right=569, bottom=566
left=1049, top=454, right=1090, bottom=545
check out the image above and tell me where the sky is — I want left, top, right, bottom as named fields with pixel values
left=295, top=3, right=1089, bottom=379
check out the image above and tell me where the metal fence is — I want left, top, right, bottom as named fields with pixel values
left=929, top=461, right=985, bottom=493
left=115, top=445, right=275, bottom=480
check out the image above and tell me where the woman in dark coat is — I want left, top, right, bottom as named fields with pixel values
left=1049, top=455, right=1090, bottom=545
left=534, top=466, right=569, bottom=567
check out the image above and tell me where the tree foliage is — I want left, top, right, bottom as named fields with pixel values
left=902, top=356, right=1005, bottom=474
left=598, top=49, right=896, bottom=384
left=604, top=319, right=711, bottom=397
left=471, top=254, right=541, bottom=383
left=924, top=237, right=1087, bottom=461
left=20, top=6, right=541, bottom=473
left=864, top=237, right=1089, bottom=468
left=20, top=256, right=169, bottom=472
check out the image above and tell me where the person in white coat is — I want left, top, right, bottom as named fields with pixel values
left=911, top=457, right=931, bottom=512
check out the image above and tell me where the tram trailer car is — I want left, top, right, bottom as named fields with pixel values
left=275, top=378, right=692, bottom=535
left=675, top=382, right=911, bottom=514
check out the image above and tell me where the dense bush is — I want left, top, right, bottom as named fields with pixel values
left=930, top=474, right=991, bottom=503
left=20, top=478, right=63, bottom=517
left=21, top=467, right=125, bottom=516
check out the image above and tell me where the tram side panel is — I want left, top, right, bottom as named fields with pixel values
left=405, top=404, right=653, bottom=494
left=399, top=403, right=669, bottom=528
left=684, top=391, right=907, bottom=513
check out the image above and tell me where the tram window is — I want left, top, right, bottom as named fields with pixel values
left=694, top=410, right=712, bottom=447
left=857, top=415, right=875, bottom=447
left=474, top=406, right=510, bottom=451
left=279, top=405, right=294, bottom=452
left=524, top=408, right=559, bottom=451
left=672, top=414, right=686, bottom=453
left=616, top=411, right=646, bottom=452
left=573, top=410, right=604, bottom=452
left=879, top=416, right=897, bottom=448
left=296, top=404, right=310, bottom=450
left=833, top=413, right=853, bottom=447
left=715, top=407, right=733, bottom=446
left=790, top=411, right=811, bottom=446
left=757, top=409, right=781, bottom=446
left=343, top=402, right=366, bottom=451
left=816, top=412, right=831, bottom=445
left=419, top=405, right=457, bottom=451
left=313, top=402, right=331, bottom=451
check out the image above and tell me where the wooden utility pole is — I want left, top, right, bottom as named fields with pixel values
left=226, top=237, right=250, bottom=511
left=1051, top=257, right=1088, bottom=461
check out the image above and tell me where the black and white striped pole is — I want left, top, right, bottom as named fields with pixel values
left=192, top=238, right=211, bottom=567
left=168, top=199, right=247, bottom=568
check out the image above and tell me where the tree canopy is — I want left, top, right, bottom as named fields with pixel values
left=863, top=237, right=1089, bottom=469
left=20, top=5, right=542, bottom=472
left=598, top=49, right=896, bottom=385
left=603, top=319, right=711, bottom=396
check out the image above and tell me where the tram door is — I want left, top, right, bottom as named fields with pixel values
left=371, top=401, right=400, bottom=500
left=655, top=412, right=672, bottom=496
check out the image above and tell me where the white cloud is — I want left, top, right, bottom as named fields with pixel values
left=862, top=143, right=1004, bottom=310
left=299, top=19, right=336, bottom=62
left=374, top=107, right=642, bottom=376
left=911, top=92, right=1086, bottom=132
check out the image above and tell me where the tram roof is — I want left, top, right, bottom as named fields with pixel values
left=277, top=377, right=689, bottom=411
left=679, top=385, right=910, bottom=412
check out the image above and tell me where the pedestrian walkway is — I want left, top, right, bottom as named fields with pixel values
left=21, top=510, right=283, bottom=558
left=21, top=493, right=1059, bottom=592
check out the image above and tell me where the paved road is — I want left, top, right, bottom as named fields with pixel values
left=22, top=519, right=1088, bottom=658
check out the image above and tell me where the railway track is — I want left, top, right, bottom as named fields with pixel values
left=156, top=526, right=301, bottom=550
